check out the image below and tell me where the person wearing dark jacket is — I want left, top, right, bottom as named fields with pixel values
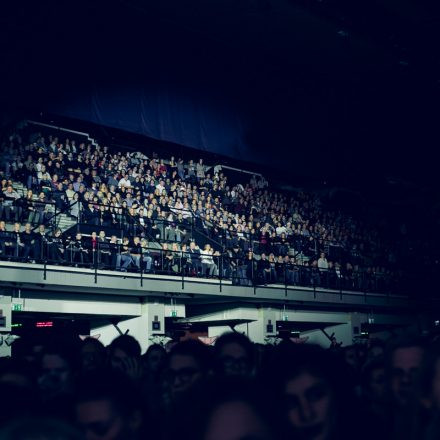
left=116, top=237, right=132, bottom=272
left=0, top=221, right=11, bottom=257
left=20, top=222, right=35, bottom=261
left=244, top=250, right=256, bottom=286
left=84, top=204, right=99, bottom=226
left=108, top=235, right=119, bottom=270
left=2, top=185, right=22, bottom=222
left=52, top=183, right=67, bottom=211
left=10, top=222, right=22, bottom=258
left=33, top=224, right=48, bottom=262
left=257, top=253, right=271, bottom=285
left=188, top=241, right=202, bottom=275
left=68, top=232, right=89, bottom=265
left=48, top=228, right=65, bottom=263
left=230, top=245, right=244, bottom=285
left=97, top=231, right=111, bottom=268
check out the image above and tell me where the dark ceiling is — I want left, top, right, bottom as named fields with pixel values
left=1, top=0, right=440, bottom=185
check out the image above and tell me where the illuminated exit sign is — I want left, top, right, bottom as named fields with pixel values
left=12, top=303, right=22, bottom=312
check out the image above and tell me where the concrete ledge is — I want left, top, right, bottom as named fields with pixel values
left=0, top=261, right=409, bottom=310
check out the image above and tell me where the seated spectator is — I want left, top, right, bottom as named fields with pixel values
left=1, top=184, right=22, bottom=222
left=275, top=255, right=286, bottom=284
left=33, top=224, right=48, bottom=262
left=318, top=252, right=329, bottom=271
left=70, top=192, right=80, bottom=219
left=47, top=228, right=65, bottom=263
left=34, top=191, right=49, bottom=225
left=116, top=237, right=132, bottom=272
left=108, top=235, right=119, bottom=270
left=170, top=242, right=181, bottom=273
left=162, top=243, right=174, bottom=273
left=53, top=182, right=68, bottom=211
left=131, top=236, right=142, bottom=271
left=97, top=230, right=111, bottom=267
left=9, top=222, right=22, bottom=258
left=22, top=189, right=37, bottom=224
left=201, top=244, right=218, bottom=278
left=257, top=253, right=271, bottom=285
left=20, top=222, right=35, bottom=261
left=188, top=241, right=202, bottom=275
left=243, top=250, right=256, bottom=286
left=65, top=183, right=75, bottom=202
left=140, top=238, right=153, bottom=273
left=0, top=221, right=10, bottom=257
left=67, top=232, right=89, bottom=266
left=310, top=260, right=321, bottom=287
left=84, top=203, right=99, bottom=226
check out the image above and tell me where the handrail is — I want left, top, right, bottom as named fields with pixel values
left=220, top=165, right=262, bottom=178
left=32, top=198, right=79, bottom=232
left=27, top=120, right=99, bottom=147
left=123, top=205, right=161, bottom=246
left=0, top=237, right=400, bottom=295
left=4, top=194, right=378, bottom=266
left=186, top=204, right=224, bottom=249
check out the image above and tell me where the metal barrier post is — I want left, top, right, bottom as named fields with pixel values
left=181, top=250, right=185, bottom=290
left=219, top=254, right=222, bottom=293
left=43, top=241, right=47, bottom=280
left=94, top=243, right=98, bottom=283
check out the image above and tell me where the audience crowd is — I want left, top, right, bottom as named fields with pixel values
left=0, top=123, right=436, bottom=440
left=1, top=329, right=440, bottom=440
left=0, top=124, right=402, bottom=291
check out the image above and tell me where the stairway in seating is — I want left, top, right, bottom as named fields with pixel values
left=12, top=182, right=76, bottom=233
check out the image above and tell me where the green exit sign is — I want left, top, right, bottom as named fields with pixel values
left=171, top=310, right=177, bottom=318
left=12, top=303, right=22, bottom=312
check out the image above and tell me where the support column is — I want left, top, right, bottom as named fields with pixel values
left=91, top=300, right=167, bottom=354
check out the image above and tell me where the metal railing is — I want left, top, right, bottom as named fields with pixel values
left=0, top=228, right=401, bottom=296
left=1, top=196, right=390, bottom=274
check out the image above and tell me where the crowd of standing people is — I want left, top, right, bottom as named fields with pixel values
left=1, top=329, right=440, bottom=440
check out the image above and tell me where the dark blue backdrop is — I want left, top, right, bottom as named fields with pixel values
left=51, top=84, right=249, bottom=162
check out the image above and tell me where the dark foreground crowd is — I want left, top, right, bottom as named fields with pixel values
left=1, top=331, right=440, bottom=440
